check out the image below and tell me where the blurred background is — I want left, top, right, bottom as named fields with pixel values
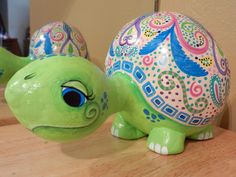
left=0, top=0, right=236, bottom=131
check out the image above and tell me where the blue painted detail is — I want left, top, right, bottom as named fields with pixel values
left=151, top=95, right=165, bottom=108
left=139, top=26, right=173, bottom=55
left=133, top=66, right=146, bottom=83
left=161, top=104, right=178, bottom=117
left=176, top=112, right=190, bottom=123
left=35, top=40, right=43, bottom=48
left=170, top=26, right=208, bottom=77
left=44, top=32, right=52, bottom=55
left=107, top=68, right=113, bottom=76
left=113, top=61, right=121, bottom=71
left=189, top=117, right=203, bottom=125
left=144, top=109, right=160, bottom=123
left=158, top=114, right=165, bottom=120
left=142, top=82, right=156, bottom=97
left=201, top=118, right=210, bottom=125
left=122, top=61, right=133, bottom=73
left=146, top=117, right=158, bottom=123
left=143, top=109, right=150, bottom=115
left=151, top=114, right=157, bottom=119
left=109, top=41, right=115, bottom=57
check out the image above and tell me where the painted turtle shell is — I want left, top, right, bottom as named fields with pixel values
left=105, top=12, right=230, bottom=127
left=29, top=21, right=88, bottom=59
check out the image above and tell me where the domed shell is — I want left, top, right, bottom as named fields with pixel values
left=29, top=21, right=88, bottom=59
left=105, top=12, right=230, bottom=127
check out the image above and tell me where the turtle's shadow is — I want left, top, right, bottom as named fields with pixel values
left=60, top=123, right=137, bottom=159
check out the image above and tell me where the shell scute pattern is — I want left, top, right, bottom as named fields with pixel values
left=105, top=12, right=230, bottom=127
left=29, top=22, right=88, bottom=59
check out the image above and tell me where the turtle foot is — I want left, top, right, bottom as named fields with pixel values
left=147, top=127, right=185, bottom=155
left=111, top=113, right=146, bottom=140
left=188, top=126, right=213, bottom=140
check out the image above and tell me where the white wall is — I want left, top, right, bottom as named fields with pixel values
left=6, top=0, right=29, bottom=53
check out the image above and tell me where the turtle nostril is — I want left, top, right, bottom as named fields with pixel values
left=24, top=73, right=36, bottom=80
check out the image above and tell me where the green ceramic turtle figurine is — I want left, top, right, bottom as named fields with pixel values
left=5, top=12, right=230, bottom=155
left=0, top=21, right=88, bottom=84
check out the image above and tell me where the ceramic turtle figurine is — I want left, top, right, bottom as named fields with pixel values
left=0, top=21, right=88, bottom=84
left=5, top=12, right=230, bottom=155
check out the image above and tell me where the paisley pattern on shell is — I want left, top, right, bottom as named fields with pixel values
left=199, top=56, right=213, bottom=67
left=210, top=75, right=223, bottom=107
left=29, top=22, right=88, bottom=59
left=105, top=12, right=230, bottom=127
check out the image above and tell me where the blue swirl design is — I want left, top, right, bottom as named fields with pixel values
left=139, top=26, right=173, bottom=55
left=139, top=24, right=208, bottom=77
left=170, top=27, right=208, bottom=77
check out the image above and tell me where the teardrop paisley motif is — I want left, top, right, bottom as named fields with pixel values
left=119, top=15, right=148, bottom=46
left=210, top=75, right=222, bottom=107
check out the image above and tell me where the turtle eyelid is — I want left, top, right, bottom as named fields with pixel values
left=62, top=80, right=88, bottom=96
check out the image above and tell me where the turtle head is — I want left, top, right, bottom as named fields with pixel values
left=5, top=56, right=110, bottom=142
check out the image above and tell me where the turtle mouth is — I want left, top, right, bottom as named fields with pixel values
left=32, top=125, right=89, bottom=131
left=31, top=125, right=93, bottom=142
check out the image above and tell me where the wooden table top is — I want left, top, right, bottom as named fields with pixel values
left=1, top=118, right=236, bottom=177
left=0, top=87, right=17, bottom=126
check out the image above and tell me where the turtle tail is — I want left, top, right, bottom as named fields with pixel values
left=0, top=47, right=31, bottom=85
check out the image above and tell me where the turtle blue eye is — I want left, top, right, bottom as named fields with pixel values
left=62, top=87, right=87, bottom=107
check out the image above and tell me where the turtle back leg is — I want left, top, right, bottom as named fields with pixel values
left=188, top=125, right=213, bottom=140
left=147, top=127, right=186, bottom=155
left=111, top=112, right=147, bottom=140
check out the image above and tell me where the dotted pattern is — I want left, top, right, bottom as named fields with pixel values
left=105, top=12, right=230, bottom=127
left=143, top=108, right=165, bottom=123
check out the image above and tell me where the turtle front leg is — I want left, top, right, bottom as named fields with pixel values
left=188, top=125, right=213, bottom=140
left=111, top=112, right=146, bottom=140
left=147, top=127, right=185, bottom=155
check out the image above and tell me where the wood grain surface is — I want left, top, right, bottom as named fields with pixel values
left=0, top=87, right=17, bottom=126
left=1, top=118, right=236, bottom=177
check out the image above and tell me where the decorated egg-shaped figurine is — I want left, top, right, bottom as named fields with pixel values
left=5, top=12, right=230, bottom=155
left=0, top=21, right=88, bottom=84
left=29, top=21, right=88, bottom=59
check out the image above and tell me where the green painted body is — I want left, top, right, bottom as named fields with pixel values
left=110, top=73, right=208, bottom=136
left=0, top=47, right=31, bottom=84
left=5, top=56, right=213, bottom=155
